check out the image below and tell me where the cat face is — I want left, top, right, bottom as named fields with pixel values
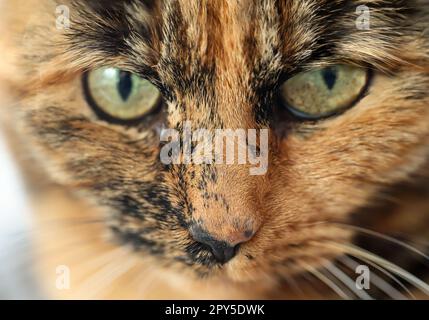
left=1, top=0, right=428, bottom=285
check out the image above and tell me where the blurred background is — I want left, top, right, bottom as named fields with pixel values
left=0, top=0, right=39, bottom=299
left=0, top=130, right=41, bottom=299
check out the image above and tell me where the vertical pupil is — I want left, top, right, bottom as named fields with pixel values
left=117, top=71, right=133, bottom=101
left=322, top=67, right=337, bottom=90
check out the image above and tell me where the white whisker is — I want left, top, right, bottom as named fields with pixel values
left=299, top=260, right=351, bottom=300
left=330, top=223, right=429, bottom=261
left=323, top=260, right=373, bottom=300
left=74, top=248, right=136, bottom=299
left=313, top=241, right=429, bottom=296
left=340, top=255, right=411, bottom=300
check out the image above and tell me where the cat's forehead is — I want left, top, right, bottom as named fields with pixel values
left=67, top=0, right=412, bottom=86
left=71, top=0, right=306, bottom=72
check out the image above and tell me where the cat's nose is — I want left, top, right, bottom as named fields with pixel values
left=190, top=225, right=253, bottom=264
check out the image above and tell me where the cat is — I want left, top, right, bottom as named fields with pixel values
left=0, top=0, right=428, bottom=299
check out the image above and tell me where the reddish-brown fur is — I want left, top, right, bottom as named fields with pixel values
left=0, top=0, right=428, bottom=299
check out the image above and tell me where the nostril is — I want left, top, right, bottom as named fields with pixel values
left=244, top=229, right=254, bottom=240
left=190, top=226, right=240, bottom=264
left=208, top=241, right=239, bottom=264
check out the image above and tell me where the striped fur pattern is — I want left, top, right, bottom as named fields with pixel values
left=0, top=0, right=428, bottom=299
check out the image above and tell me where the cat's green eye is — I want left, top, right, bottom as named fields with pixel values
left=83, top=67, right=161, bottom=124
left=279, top=65, right=370, bottom=119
